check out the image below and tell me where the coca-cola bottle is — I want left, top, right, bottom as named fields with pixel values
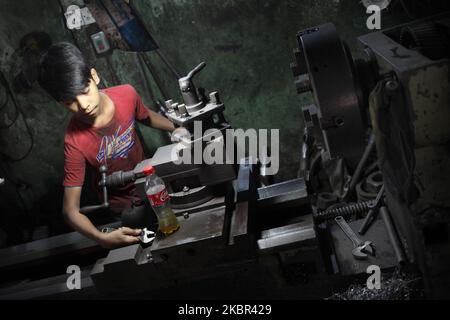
left=143, top=166, right=180, bottom=235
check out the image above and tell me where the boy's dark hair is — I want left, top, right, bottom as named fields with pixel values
left=38, top=42, right=92, bottom=102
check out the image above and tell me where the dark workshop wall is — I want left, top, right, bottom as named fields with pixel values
left=0, top=0, right=410, bottom=245
left=0, top=0, right=73, bottom=244
left=130, top=0, right=412, bottom=179
left=0, top=0, right=172, bottom=244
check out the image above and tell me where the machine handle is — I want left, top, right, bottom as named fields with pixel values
left=185, top=62, right=206, bottom=80
left=79, top=165, right=110, bottom=214
left=104, top=170, right=137, bottom=188
left=178, top=62, right=207, bottom=108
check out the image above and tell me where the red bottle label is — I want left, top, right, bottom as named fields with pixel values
left=147, top=188, right=170, bottom=206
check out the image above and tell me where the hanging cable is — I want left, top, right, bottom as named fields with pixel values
left=397, top=0, right=415, bottom=19
left=0, top=71, right=19, bottom=129
left=0, top=83, right=9, bottom=111
left=0, top=69, right=34, bottom=162
left=0, top=161, right=30, bottom=213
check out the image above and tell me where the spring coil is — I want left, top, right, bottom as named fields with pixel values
left=314, top=200, right=372, bottom=222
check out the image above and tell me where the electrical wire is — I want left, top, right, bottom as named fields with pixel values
left=0, top=71, right=19, bottom=129
left=0, top=162, right=29, bottom=213
left=128, top=0, right=180, bottom=79
left=398, top=0, right=415, bottom=19
left=0, top=84, right=9, bottom=111
left=0, top=69, right=34, bottom=162
left=0, top=104, right=19, bottom=129
left=0, top=161, right=35, bottom=243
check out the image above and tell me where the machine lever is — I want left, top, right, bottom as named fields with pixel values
left=178, top=62, right=207, bottom=108
left=186, top=62, right=206, bottom=80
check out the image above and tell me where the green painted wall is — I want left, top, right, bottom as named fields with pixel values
left=0, top=0, right=410, bottom=243
left=130, top=0, right=410, bottom=179
left=0, top=0, right=73, bottom=242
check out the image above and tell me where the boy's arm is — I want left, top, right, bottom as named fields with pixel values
left=63, top=186, right=141, bottom=249
left=140, top=109, right=175, bottom=132
left=133, top=88, right=175, bottom=132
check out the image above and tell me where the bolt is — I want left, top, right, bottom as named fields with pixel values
left=385, top=80, right=399, bottom=92
left=183, top=212, right=189, bottom=219
left=178, top=104, right=188, bottom=117
left=294, top=74, right=311, bottom=94
left=173, top=103, right=180, bottom=116
left=183, top=186, right=190, bottom=192
left=165, top=99, right=173, bottom=110
left=146, top=253, right=151, bottom=259
left=334, top=117, right=345, bottom=127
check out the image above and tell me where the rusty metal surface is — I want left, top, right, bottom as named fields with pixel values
left=150, top=205, right=226, bottom=252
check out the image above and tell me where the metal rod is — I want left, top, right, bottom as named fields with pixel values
left=139, top=52, right=169, bottom=101
left=156, top=49, right=180, bottom=79
left=358, top=184, right=385, bottom=235
left=135, top=52, right=158, bottom=105
left=380, top=206, right=406, bottom=265
left=105, top=55, right=121, bottom=86
left=128, top=0, right=180, bottom=80
left=344, top=133, right=376, bottom=201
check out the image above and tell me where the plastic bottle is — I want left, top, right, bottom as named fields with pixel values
left=143, top=166, right=180, bottom=235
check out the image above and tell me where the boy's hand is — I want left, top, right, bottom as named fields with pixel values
left=99, top=227, right=142, bottom=249
left=171, top=127, right=191, bottom=145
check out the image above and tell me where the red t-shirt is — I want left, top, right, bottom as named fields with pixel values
left=63, top=84, right=150, bottom=213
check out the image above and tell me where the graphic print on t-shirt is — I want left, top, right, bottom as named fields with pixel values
left=96, top=119, right=136, bottom=162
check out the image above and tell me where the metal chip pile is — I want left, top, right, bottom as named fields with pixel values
left=327, top=272, right=423, bottom=300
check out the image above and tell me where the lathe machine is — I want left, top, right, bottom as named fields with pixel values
left=0, top=12, right=449, bottom=299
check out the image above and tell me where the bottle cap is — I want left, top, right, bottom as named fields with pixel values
left=143, top=166, right=155, bottom=176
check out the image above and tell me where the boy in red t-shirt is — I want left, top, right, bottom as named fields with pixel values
left=38, top=42, right=175, bottom=249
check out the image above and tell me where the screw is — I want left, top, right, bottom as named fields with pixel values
left=209, top=91, right=221, bottom=104
left=183, top=212, right=189, bottom=219
left=183, top=186, right=190, bottom=192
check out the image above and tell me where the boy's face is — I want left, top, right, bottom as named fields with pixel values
left=61, top=68, right=101, bottom=119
